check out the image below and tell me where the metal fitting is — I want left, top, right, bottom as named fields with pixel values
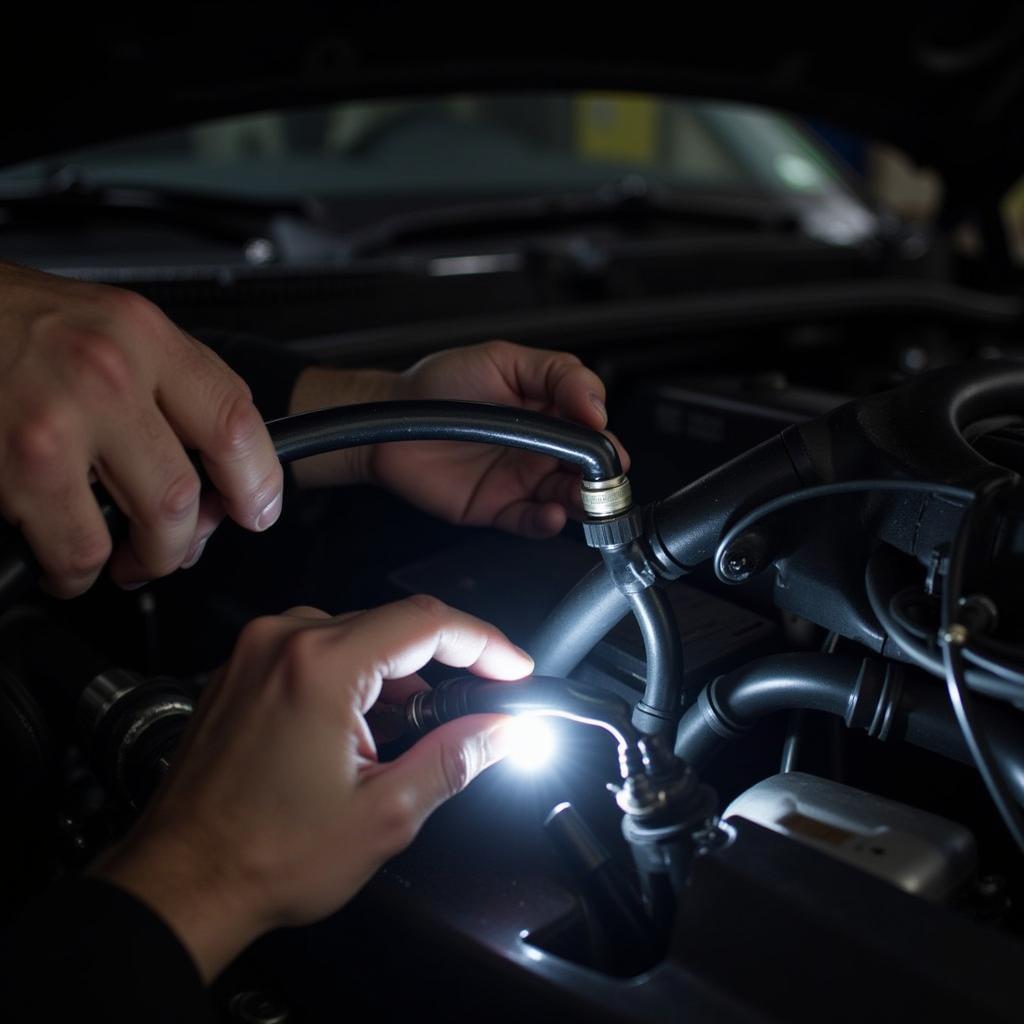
left=614, top=769, right=699, bottom=820
left=941, top=623, right=970, bottom=647
left=581, top=475, right=633, bottom=518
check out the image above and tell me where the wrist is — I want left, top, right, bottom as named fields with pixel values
left=91, top=829, right=273, bottom=983
left=288, top=367, right=406, bottom=488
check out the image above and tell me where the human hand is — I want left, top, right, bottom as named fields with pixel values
left=367, top=341, right=630, bottom=537
left=93, top=594, right=531, bottom=981
left=0, top=263, right=282, bottom=595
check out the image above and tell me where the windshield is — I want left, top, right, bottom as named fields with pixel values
left=0, top=91, right=850, bottom=202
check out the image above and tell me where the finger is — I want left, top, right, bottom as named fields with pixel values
left=358, top=713, right=510, bottom=840
left=487, top=342, right=608, bottom=431
left=95, top=406, right=202, bottom=585
left=491, top=498, right=567, bottom=538
left=181, top=490, right=225, bottom=569
left=281, top=606, right=333, bottom=621
left=1, top=456, right=112, bottom=598
left=332, top=595, right=534, bottom=711
left=156, top=333, right=283, bottom=535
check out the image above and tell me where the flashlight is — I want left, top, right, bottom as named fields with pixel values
left=403, top=675, right=643, bottom=779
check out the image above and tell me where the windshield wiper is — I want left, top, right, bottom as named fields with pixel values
left=0, top=170, right=312, bottom=246
left=338, top=176, right=799, bottom=259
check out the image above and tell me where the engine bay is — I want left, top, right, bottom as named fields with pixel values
left=3, top=300, right=1024, bottom=1022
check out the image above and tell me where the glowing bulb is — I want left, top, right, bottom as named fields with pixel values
left=504, top=715, right=556, bottom=772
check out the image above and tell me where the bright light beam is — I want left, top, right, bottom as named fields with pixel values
left=504, top=715, right=557, bottom=772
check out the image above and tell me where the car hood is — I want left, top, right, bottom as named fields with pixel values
left=6, top=5, right=1024, bottom=204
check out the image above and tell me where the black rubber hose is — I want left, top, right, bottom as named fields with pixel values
left=0, top=401, right=623, bottom=607
left=530, top=563, right=631, bottom=677
left=529, top=565, right=683, bottom=735
left=266, top=401, right=622, bottom=481
left=626, top=587, right=683, bottom=733
left=674, top=653, right=1024, bottom=808
left=675, top=654, right=863, bottom=765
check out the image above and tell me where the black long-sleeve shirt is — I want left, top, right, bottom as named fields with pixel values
left=1, top=330, right=308, bottom=1022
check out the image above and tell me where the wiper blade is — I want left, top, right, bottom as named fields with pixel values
left=340, top=176, right=799, bottom=258
left=0, top=170, right=311, bottom=245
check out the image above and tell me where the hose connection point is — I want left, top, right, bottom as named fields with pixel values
left=940, top=622, right=970, bottom=647
left=582, top=507, right=643, bottom=549
left=581, top=475, right=633, bottom=519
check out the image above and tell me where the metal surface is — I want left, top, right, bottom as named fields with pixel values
left=77, top=669, right=140, bottom=736
left=724, top=772, right=977, bottom=901
left=581, top=475, right=633, bottom=518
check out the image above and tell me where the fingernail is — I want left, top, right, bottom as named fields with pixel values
left=514, top=644, right=535, bottom=667
left=182, top=537, right=208, bottom=570
left=120, top=581, right=147, bottom=592
left=588, top=392, right=607, bottom=425
left=255, top=492, right=282, bottom=532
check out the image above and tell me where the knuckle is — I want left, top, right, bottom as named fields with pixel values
left=482, top=338, right=515, bottom=356
left=215, top=389, right=264, bottom=457
left=96, top=285, right=163, bottom=330
left=66, top=332, right=134, bottom=395
left=278, top=630, right=330, bottom=694
left=63, top=529, right=113, bottom=578
left=158, top=469, right=202, bottom=523
left=373, top=791, right=419, bottom=854
left=9, top=405, right=74, bottom=473
left=405, top=593, right=448, bottom=621
left=438, top=741, right=473, bottom=798
left=236, top=614, right=285, bottom=653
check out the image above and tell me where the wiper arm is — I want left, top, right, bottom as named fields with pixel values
left=0, top=170, right=311, bottom=246
left=340, top=176, right=799, bottom=259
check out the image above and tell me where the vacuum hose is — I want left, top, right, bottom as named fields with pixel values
left=674, top=652, right=1024, bottom=807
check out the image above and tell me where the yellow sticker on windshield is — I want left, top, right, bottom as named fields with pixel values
left=574, top=93, right=657, bottom=165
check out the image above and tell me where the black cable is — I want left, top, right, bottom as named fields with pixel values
left=714, top=478, right=974, bottom=584
left=887, top=586, right=1024, bottom=689
left=863, top=549, right=1022, bottom=705
left=939, top=476, right=1024, bottom=852
left=963, top=646, right=1024, bottom=690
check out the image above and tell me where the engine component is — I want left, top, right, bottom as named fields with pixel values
left=673, top=652, right=1024, bottom=807
left=723, top=772, right=977, bottom=901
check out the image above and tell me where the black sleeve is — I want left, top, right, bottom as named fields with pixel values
left=194, top=328, right=311, bottom=422
left=1, top=876, right=215, bottom=1023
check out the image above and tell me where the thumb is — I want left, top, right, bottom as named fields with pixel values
left=362, top=713, right=511, bottom=835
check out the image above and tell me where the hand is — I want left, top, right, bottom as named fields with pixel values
left=0, top=263, right=282, bottom=595
left=347, top=341, right=627, bottom=537
left=93, top=594, right=531, bottom=981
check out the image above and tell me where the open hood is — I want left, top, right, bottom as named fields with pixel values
left=6, top=5, right=1024, bottom=208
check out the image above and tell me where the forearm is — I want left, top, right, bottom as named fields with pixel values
left=287, top=365, right=406, bottom=488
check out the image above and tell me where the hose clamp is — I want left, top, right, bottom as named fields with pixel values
left=581, top=475, right=633, bottom=518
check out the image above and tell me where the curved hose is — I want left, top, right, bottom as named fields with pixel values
left=626, top=587, right=683, bottom=733
left=530, top=563, right=631, bottom=676
left=266, top=400, right=622, bottom=481
left=0, top=401, right=623, bottom=607
left=674, top=653, right=1024, bottom=808
left=528, top=564, right=683, bottom=735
